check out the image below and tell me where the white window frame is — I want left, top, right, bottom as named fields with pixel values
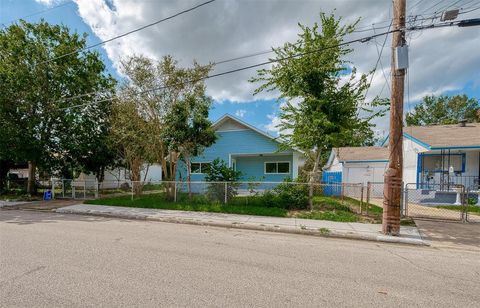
left=191, top=162, right=211, bottom=174
left=264, top=161, right=290, bottom=175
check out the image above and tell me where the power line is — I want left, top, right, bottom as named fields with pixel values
left=36, top=0, right=217, bottom=65
left=364, top=21, right=392, bottom=101
left=58, top=29, right=401, bottom=111
left=1, top=1, right=74, bottom=28
left=42, top=18, right=478, bottom=111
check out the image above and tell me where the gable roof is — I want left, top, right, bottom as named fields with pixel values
left=334, top=147, right=390, bottom=162
left=324, top=146, right=389, bottom=170
left=402, top=123, right=480, bottom=149
left=380, top=123, right=480, bottom=149
left=212, top=114, right=304, bottom=154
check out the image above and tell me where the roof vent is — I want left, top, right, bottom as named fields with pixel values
left=458, top=119, right=467, bottom=127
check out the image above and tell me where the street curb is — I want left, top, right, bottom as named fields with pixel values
left=55, top=207, right=430, bottom=246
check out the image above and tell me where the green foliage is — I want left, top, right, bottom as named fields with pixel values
left=250, top=12, right=386, bottom=160
left=0, top=20, right=116, bottom=184
left=114, top=55, right=213, bottom=182
left=204, top=158, right=242, bottom=201
left=204, top=158, right=242, bottom=182
left=406, top=95, right=480, bottom=126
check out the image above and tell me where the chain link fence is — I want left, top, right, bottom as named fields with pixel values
left=6, top=177, right=478, bottom=222
left=402, top=183, right=480, bottom=222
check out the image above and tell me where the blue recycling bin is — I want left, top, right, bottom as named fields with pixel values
left=43, top=190, right=52, bottom=201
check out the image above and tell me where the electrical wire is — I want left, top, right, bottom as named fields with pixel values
left=364, top=21, right=392, bottom=102
left=36, top=0, right=217, bottom=65
left=57, top=29, right=401, bottom=111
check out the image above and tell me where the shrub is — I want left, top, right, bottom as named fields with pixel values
left=272, top=182, right=309, bottom=210
left=250, top=181, right=309, bottom=210
left=204, top=158, right=242, bottom=202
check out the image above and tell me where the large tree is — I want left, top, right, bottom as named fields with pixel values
left=406, top=94, right=480, bottom=126
left=163, top=94, right=216, bottom=197
left=113, top=55, right=214, bottom=197
left=250, top=13, right=386, bottom=208
left=0, top=20, right=116, bottom=193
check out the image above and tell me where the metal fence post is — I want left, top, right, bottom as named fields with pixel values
left=403, top=184, right=409, bottom=217
left=341, top=183, right=345, bottom=204
left=51, top=179, right=55, bottom=200
left=174, top=182, right=177, bottom=202
left=365, top=182, right=371, bottom=215
left=360, top=185, right=364, bottom=214
left=95, top=180, right=99, bottom=199
left=72, top=183, right=76, bottom=199
left=131, top=182, right=134, bottom=201
left=224, top=182, right=228, bottom=204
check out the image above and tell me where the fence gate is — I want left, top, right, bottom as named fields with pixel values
left=403, top=183, right=473, bottom=222
left=52, top=179, right=98, bottom=200
left=322, top=171, right=342, bottom=196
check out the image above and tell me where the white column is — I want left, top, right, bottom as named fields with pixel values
left=292, top=152, right=300, bottom=179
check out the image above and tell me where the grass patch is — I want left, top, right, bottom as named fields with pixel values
left=291, top=196, right=381, bottom=223
left=86, top=193, right=288, bottom=217
left=294, top=210, right=358, bottom=222
left=86, top=193, right=385, bottom=223
left=435, top=205, right=480, bottom=213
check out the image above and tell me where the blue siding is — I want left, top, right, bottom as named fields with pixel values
left=176, top=129, right=294, bottom=181
left=236, top=155, right=293, bottom=181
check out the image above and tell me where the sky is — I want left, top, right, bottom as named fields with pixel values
left=1, top=0, right=480, bottom=140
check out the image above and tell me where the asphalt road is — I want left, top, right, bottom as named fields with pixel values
left=1, top=210, right=479, bottom=307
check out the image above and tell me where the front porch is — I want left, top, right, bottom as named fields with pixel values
left=231, top=152, right=299, bottom=182
left=417, top=149, right=480, bottom=191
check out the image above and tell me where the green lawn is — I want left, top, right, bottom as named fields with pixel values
left=435, top=205, right=480, bottom=213
left=85, top=193, right=288, bottom=217
left=87, top=193, right=386, bottom=223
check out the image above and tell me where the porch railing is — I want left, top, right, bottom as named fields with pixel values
left=419, top=174, right=479, bottom=191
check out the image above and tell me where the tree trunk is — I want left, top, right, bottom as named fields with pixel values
left=0, top=160, right=12, bottom=193
left=27, top=161, right=37, bottom=195
left=308, top=149, right=322, bottom=210
left=131, top=158, right=142, bottom=196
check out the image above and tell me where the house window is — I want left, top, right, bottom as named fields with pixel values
left=265, top=162, right=290, bottom=174
left=191, top=162, right=211, bottom=174
left=422, top=154, right=465, bottom=173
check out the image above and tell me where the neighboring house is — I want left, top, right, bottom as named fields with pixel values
left=393, top=122, right=480, bottom=190
left=323, top=147, right=389, bottom=185
left=76, top=164, right=163, bottom=188
left=324, top=122, right=480, bottom=191
left=176, top=114, right=305, bottom=182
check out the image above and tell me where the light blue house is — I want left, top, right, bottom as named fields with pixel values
left=176, top=114, right=305, bottom=182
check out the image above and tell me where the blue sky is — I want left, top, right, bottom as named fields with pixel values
left=2, top=0, right=479, bottom=139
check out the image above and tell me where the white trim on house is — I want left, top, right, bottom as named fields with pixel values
left=216, top=129, right=250, bottom=133
left=264, top=161, right=291, bottom=175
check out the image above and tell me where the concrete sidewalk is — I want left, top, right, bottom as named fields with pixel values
left=55, top=204, right=428, bottom=246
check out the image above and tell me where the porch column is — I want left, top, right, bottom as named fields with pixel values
left=292, top=152, right=300, bottom=179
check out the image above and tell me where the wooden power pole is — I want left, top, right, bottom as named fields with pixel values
left=383, top=0, right=406, bottom=235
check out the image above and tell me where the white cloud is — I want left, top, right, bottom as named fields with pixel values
left=35, top=0, right=61, bottom=6
left=67, top=0, right=479, bottom=133
left=234, top=109, right=246, bottom=118
left=264, top=114, right=282, bottom=133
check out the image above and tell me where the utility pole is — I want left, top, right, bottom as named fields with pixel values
left=383, top=0, right=406, bottom=235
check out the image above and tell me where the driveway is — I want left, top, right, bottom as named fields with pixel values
left=414, top=219, right=480, bottom=251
